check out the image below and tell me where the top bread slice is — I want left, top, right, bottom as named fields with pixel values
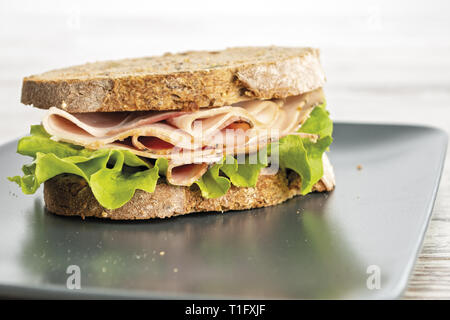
left=21, top=46, right=326, bottom=113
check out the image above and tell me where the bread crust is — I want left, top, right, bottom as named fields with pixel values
left=22, top=47, right=325, bottom=113
left=43, top=171, right=331, bottom=220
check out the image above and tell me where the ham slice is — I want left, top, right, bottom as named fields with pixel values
left=235, top=99, right=282, bottom=127
left=43, top=103, right=283, bottom=157
left=214, top=96, right=312, bottom=154
left=45, top=107, right=183, bottom=137
left=166, top=106, right=257, bottom=138
left=166, top=162, right=209, bottom=186
left=44, top=116, right=202, bottom=152
left=42, top=91, right=323, bottom=186
left=100, top=141, right=222, bottom=164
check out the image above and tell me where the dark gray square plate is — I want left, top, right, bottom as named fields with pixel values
left=0, top=123, right=447, bottom=299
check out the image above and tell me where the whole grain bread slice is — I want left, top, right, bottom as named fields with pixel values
left=22, top=47, right=326, bottom=113
left=43, top=170, right=333, bottom=220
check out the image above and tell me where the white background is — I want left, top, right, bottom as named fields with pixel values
left=0, top=0, right=449, bottom=298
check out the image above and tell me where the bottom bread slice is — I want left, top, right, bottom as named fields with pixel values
left=43, top=169, right=334, bottom=220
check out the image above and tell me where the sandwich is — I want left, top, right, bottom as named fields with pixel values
left=9, top=46, right=335, bottom=220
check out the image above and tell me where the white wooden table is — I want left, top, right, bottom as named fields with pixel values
left=0, top=0, right=449, bottom=299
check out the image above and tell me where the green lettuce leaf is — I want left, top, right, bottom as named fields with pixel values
left=8, top=126, right=161, bottom=209
left=194, top=151, right=268, bottom=198
left=220, top=151, right=268, bottom=188
left=89, top=151, right=160, bottom=209
left=277, top=105, right=333, bottom=194
left=194, top=159, right=231, bottom=199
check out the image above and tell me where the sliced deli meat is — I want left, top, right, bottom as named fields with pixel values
left=45, top=107, right=184, bottom=137
left=44, top=116, right=202, bottom=151
left=166, top=162, right=209, bottom=186
left=166, top=106, right=256, bottom=138
left=42, top=88, right=325, bottom=165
